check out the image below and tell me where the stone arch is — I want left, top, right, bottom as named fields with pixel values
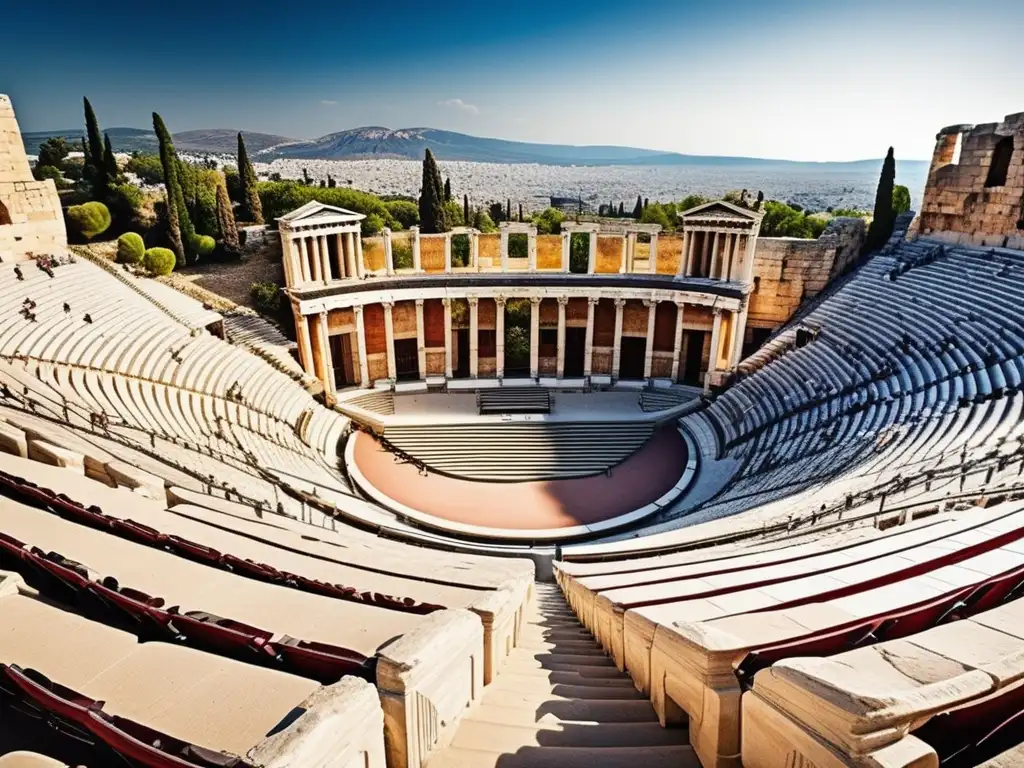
left=985, top=136, right=1014, bottom=188
left=0, top=198, right=11, bottom=226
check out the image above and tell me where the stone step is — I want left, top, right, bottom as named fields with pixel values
left=506, top=653, right=616, bottom=669
left=480, top=687, right=652, bottom=713
left=448, top=719, right=689, bottom=751
left=494, top=670, right=637, bottom=688
left=488, top=677, right=647, bottom=700
left=497, top=661, right=626, bottom=679
left=424, top=744, right=698, bottom=768
left=468, top=698, right=660, bottom=724
left=514, top=639, right=605, bottom=653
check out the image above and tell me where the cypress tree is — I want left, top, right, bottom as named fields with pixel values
left=103, top=133, right=119, bottom=182
left=866, top=147, right=896, bottom=253
left=518, top=203, right=523, bottom=222
left=418, top=149, right=449, bottom=233
left=618, top=201, right=625, bottom=217
left=463, top=194, right=470, bottom=227
left=215, top=175, right=240, bottom=252
left=153, top=112, right=195, bottom=266
left=81, top=134, right=91, bottom=171
left=506, top=199, right=511, bottom=221
left=444, top=177, right=452, bottom=202
left=643, top=197, right=649, bottom=210
left=633, top=195, right=643, bottom=219
left=237, top=132, right=264, bottom=224
left=83, top=97, right=107, bottom=194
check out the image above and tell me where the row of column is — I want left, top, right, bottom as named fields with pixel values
left=676, top=229, right=750, bottom=280
left=283, top=227, right=364, bottom=288
left=305, top=295, right=749, bottom=390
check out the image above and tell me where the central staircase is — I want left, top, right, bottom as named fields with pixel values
left=425, top=583, right=697, bottom=767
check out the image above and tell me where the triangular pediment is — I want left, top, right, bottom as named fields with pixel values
left=679, top=200, right=762, bottom=221
left=277, top=200, right=366, bottom=226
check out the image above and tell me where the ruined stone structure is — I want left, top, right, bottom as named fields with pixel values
left=0, top=94, right=67, bottom=262
left=919, top=111, right=1024, bottom=248
left=747, top=216, right=865, bottom=337
left=282, top=200, right=761, bottom=397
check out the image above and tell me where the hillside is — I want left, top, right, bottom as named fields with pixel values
left=22, top=128, right=293, bottom=156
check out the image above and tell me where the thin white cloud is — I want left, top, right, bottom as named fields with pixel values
left=437, top=98, right=479, bottom=115
left=320, top=99, right=338, bottom=106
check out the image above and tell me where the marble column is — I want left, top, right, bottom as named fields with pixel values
left=500, top=230, right=509, bottom=272
left=710, top=232, right=720, bottom=279
left=353, top=305, right=370, bottom=387
left=706, top=307, right=723, bottom=389
left=671, top=303, right=686, bottom=382
left=700, top=232, right=712, bottom=277
left=648, top=233, right=659, bottom=274
left=298, top=237, right=311, bottom=283
left=295, top=312, right=314, bottom=373
left=495, top=297, right=506, bottom=379
left=730, top=300, right=749, bottom=368
left=728, top=233, right=740, bottom=281
left=325, top=236, right=335, bottom=281
left=334, top=233, right=346, bottom=278
left=611, top=298, right=625, bottom=379
left=310, top=236, right=323, bottom=282
left=382, top=302, right=396, bottom=380
left=643, top=299, right=656, bottom=379
left=355, top=232, right=365, bottom=279
left=468, top=297, right=479, bottom=378
left=470, top=232, right=479, bottom=271
left=583, top=297, right=597, bottom=377
left=282, top=238, right=296, bottom=287
left=684, top=231, right=696, bottom=277
left=529, top=297, right=541, bottom=378
left=384, top=228, right=395, bottom=276
left=561, top=232, right=571, bottom=272
left=556, top=296, right=567, bottom=378
left=444, top=233, right=453, bottom=274
left=412, top=227, right=422, bottom=272
left=344, top=231, right=357, bottom=280
left=442, top=298, right=453, bottom=378
left=619, top=234, right=628, bottom=274
left=415, top=299, right=426, bottom=379
left=626, top=233, right=637, bottom=272
left=744, top=232, right=757, bottom=283
left=317, top=312, right=334, bottom=394
left=587, top=231, right=597, bottom=274
left=527, top=233, right=537, bottom=272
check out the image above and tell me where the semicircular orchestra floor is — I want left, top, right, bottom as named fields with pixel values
left=350, top=425, right=688, bottom=532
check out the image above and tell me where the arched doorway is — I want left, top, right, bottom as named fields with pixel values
left=0, top=199, right=11, bottom=226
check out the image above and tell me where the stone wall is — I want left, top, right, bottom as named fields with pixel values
left=0, top=95, right=68, bottom=262
left=919, top=113, right=1024, bottom=249
left=748, top=216, right=865, bottom=331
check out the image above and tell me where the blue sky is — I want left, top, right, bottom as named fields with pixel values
left=5, top=0, right=1023, bottom=161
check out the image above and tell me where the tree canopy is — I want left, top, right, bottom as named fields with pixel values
left=418, top=149, right=450, bottom=234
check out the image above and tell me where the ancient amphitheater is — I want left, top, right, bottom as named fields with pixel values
left=1, top=92, right=1023, bottom=768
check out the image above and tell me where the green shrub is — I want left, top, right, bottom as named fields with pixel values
left=250, top=281, right=281, bottom=313
left=66, top=201, right=112, bottom=240
left=143, top=247, right=176, bottom=276
left=126, top=153, right=164, bottom=185
left=451, top=233, right=470, bottom=266
left=391, top=241, right=414, bottom=269
left=362, top=213, right=384, bottom=237
left=384, top=199, right=419, bottom=228
left=116, top=232, right=145, bottom=264
left=106, top=183, right=145, bottom=228
left=191, top=234, right=216, bottom=256
left=257, top=180, right=392, bottom=223
left=33, top=165, right=63, bottom=183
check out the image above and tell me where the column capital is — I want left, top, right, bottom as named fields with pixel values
left=556, top=296, right=569, bottom=307
left=467, top=296, right=479, bottom=307
left=712, top=306, right=723, bottom=316
left=441, top=297, right=451, bottom=308
left=588, top=297, right=601, bottom=307
left=381, top=300, right=394, bottom=310
left=318, top=310, right=329, bottom=320
left=495, top=294, right=506, bottom=307
left=675, top=301, right=686, bottom=311
left=642, top=299, right=654, bottom=308
left=530, top=296, right=542, bottom=306
left=613, top=298, right=626, bottom=308
left=353, top=304, right=364, bottom=316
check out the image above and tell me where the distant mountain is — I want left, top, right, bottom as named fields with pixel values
left=22, top=128, right=293, bottom=157
left=24, top=123, right=928, bottom=172
left=255, top=127, right=929, bottom=169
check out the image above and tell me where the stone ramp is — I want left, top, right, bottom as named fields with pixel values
left=424, top=583, right=697, bottom=768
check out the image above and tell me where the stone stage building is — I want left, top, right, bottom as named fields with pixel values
left=0, top=95, right=67, bottom=262
left=280, top=200, right=769, bottom=399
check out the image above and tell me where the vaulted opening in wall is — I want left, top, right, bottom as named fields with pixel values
left=569, top=232, right=589, bottom=273
left=451, top=234, right=470, bottom=267
left=507, top=233, right=528, bottom=261
left=0, top=199, right=11, bottom=226
left=985, top=137, right=1014, bottom=188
